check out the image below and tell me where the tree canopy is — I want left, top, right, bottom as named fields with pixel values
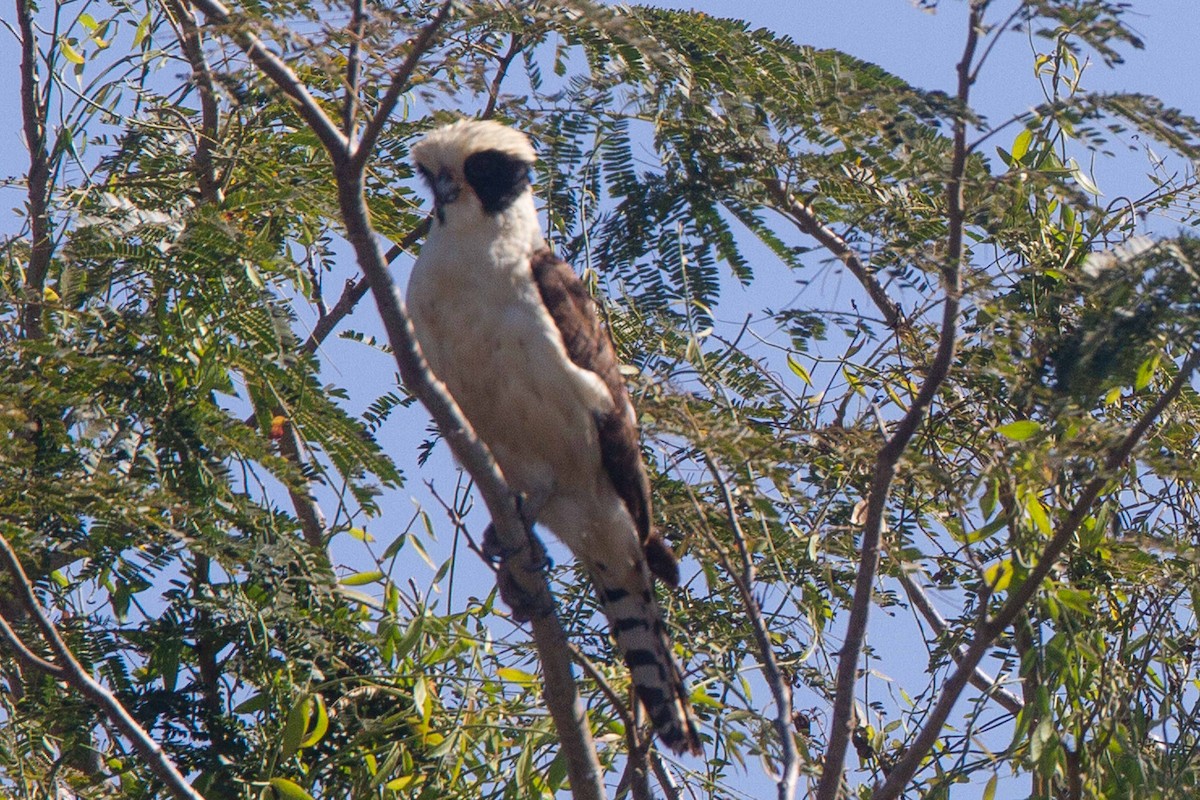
left=4, top=1, right=1200, bottom=799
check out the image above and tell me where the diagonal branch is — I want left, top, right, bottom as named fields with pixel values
left=813, top=5, right=981, bottom=799
left=0, top=532, right=207, bottom=800
left=894, top=566, right=1023, bottom=715
left=872, top=345, right=1200, bottom=800
left=761, top=178, right=903, bottom=330
left=0, top=606, right=64, bottom=677
left=190, top=4, right=607, bottom=796
left=349, top=0, right=453, bottom=170
left=188, top=0, right=349, bottom=158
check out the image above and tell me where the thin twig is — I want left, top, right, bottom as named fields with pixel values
left=813, top=5, right=981, bottom=799
left=0, top=533, right=207, bottom=800
left=871, top=345, right=1200, bottom=800
left=703, top=455, right=800, bottom=800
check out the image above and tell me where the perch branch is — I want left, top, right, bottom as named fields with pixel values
left=189, top=4, right=607, bottom=796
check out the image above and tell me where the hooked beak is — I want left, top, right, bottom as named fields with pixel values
left=432, top=168, right=460, bottom=208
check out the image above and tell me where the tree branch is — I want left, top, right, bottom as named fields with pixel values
left=0, top=532, right=207, bottom=800
left=276, top=419, right=327, bottom=548
left=813, top=5, right=981, bottom=798
left=568, top=641, right=652, bottom=800
left=342, top=0, right=365, bottom=137
left=871, top=345, right=1200, bottom=800
left=703, top=455, right=800, bottom=800
left=894, top=566, right=1023, bottom=715
left=349, top=0, right=453, bottom=170
left=0, top=605, right=64, bottom=677
left=761, top=178, right=903, bottom=330
left=482, top=33, right=523, bottom=120
left=169, top=0, right=223, bottom=203
left=188, top=0, right=349, bottom=158
left=17, top=0, right=53, bottom=339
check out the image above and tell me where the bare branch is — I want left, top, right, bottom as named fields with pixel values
left=648, top=751, right=684, bottom=800
left=276, top=418, right=327, bottom=548
left=894, top=566, right=1023, bottom=715
left=302, top=220, right=430, bottom=357
left=0, top=533, right=207, bottom=800
left=813, top=5, right=981, bottom=799
left=0, top=606, right=64, bottom=677
left=703, top=455, right=800, bottom=800
left=350, top=0, right=454, bottom=170
left=17, top=0, right=53, bottom=338
left=568, top=641, right=652, bottom=800
left=872, top=345, right=1200, bottom=800
left=343, top=0, right=365, bottom=136
left=189, top=0, right=349, bottom=158
left=760, top=178, right=903, bottom=330
left=482, top=34, right=524, bottom=119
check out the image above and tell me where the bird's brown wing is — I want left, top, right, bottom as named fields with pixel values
left=529, top=249, right=679, bottom=586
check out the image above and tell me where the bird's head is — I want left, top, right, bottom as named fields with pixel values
left=410, top=119, right=537, bottom=226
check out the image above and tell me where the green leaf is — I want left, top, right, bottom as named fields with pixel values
left=413, top=676, right=429, bottom=721
left=347, top=526, right=374, bottom=542
left=1134, top=353, right=1160, bottom=390
left=982, top=774, right=998, bottom=800
left=385, top=775, right=415, bottom=791
left=280, top=696, right=311, bottom=759
left=496, top=667, right=538, bottom=685
left=1011, top=128, right=1033, bottom=162
left=955, top=516, right=1006, bottom=545
left=269, top=778, right=315, bottom=800
left=786, top=353, right=812, bottom=385
left=299, top=694, right=328, bottom=748
left=342, top=570, right=384, bottom=586
left=132, top=12, right=151, bottom=46
left=983, top=559, right=1013, bottom=592
left=997, top=420, right=1041, bottom=440
left=1025, top=496, right=1053, bottom=537
left=58, top=38, right=85, bottom=64
left=234, top=693, right=269, bottom=714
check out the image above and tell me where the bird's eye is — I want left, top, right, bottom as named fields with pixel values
left=415, top=164, right=433, bottom=184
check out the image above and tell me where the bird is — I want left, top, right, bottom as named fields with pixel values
left=406, top=118, right=702, bottom=756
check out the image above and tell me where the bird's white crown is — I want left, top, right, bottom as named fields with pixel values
left=410, top=119, right=537, bottom=172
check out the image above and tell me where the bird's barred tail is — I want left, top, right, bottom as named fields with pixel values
left=596, top=571, right=702, bottom=755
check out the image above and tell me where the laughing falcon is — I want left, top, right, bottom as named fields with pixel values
left=407, top=119, right=701, bottom=755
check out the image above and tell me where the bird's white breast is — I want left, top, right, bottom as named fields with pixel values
left=406, top=205, right=614, bottom=510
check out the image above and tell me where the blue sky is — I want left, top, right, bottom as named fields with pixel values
left=3, top=2, right=1199, bottom=797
